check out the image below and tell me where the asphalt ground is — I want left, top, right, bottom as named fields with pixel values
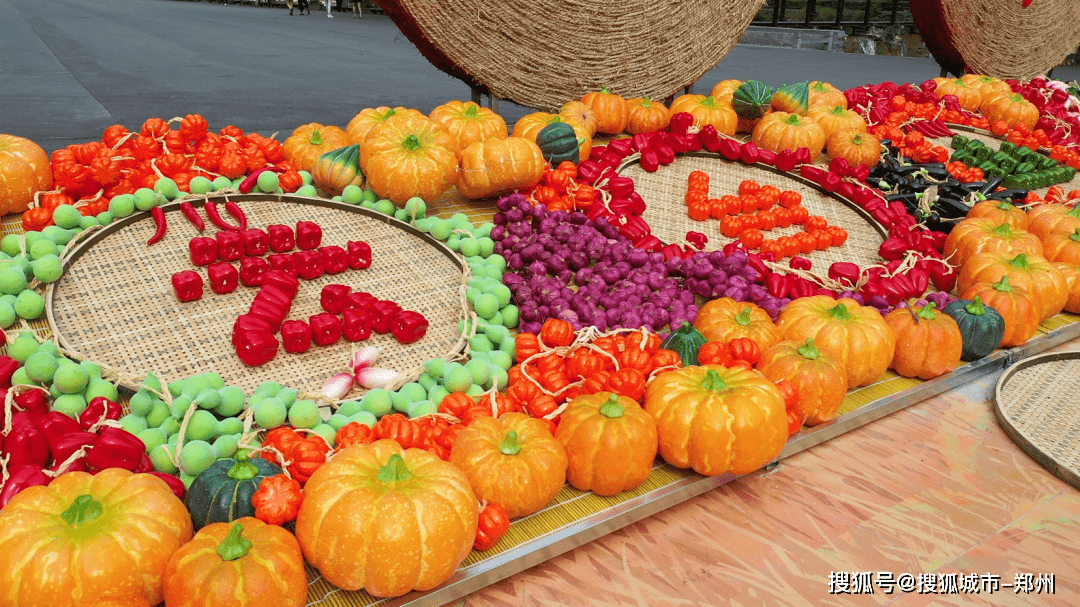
left=4, top=0, right=1079, bottom=153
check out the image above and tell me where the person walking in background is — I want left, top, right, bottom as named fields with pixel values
left=297, top=0, right=309, bottom=15
left=286, top=0, right=294, bottom=15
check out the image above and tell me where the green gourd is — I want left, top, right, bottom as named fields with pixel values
left=535, top=122, right=580, bottom=164
left=311, top=144, right=365, bottom=197
left=659, top=322, right=708, bottom=366
left=185, top=456, right=282, bottom=531
left=942, top=296, right=1006, bottom=361
left=732, top=81, right=774, bottom=120
left=771, top=81, right=810, bottom=115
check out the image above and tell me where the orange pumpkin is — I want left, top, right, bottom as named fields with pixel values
left=1043, top=228, right=1080, bottom=265
left=429, top=100, right=508, bottom=152
left=777, top=296, right=896, bottom=387
left=80, top=596, right=152, bottom=607
left=625, top=97, right=672, bottom=134
left=693, top=298, right=782, bottom=353
left=512, top=113, right=592, bottom=163
left=980, top=93, right=1039, bottom=131
left=450, top=412, right=568, bottom=519
left=360, top=112, right=460, bottom=204
left=961, top=74, right=1013, bottom=100
left=944, top=218, right=1043, bottom=268
left=457, top=136, right=545, bottom=200
left=296, top=440, right=477, bottom=597
left=808, top=81, right=847, bottom=109
left=580, top=87, right=630, bottom=135
left=669, top=95, right=737, bottom=136
left=757, top=338, right=848, bottom=426
left=885, top=304, right=964, bottom=379
left=956, top=252, right=1066, bottom=321
left=0, top=134, right=53, bottom=215
left=345, top=106, right=425, bottom=145
left=558, top=100, right=599, bottom=137
left=554, top=392, right=658, bottom=496
left=961, top=276, right=1041, bottom=347
left=162, top=518, right=308, bottom=607
left=966, top=199, right=1029, bottom=230
left=807, top=105, right=868, bottom=140
left=1051, top=262, right=1080, bottom=313
left=282, top=123, right=353, bottom=173
left=752, top=112, right=827, bottom=158
left=709, top=79, right=743, bottom=104
left=0, top=469, right=193, bottom=607
left=935, top=78, right=983, bottom=112
left=643, top=365, right=787, bottom=476
left=826, top=130, right=881, bottom=168
left=1026, top=203, right=1080, bottom=241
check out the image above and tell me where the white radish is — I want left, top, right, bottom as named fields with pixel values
left=322, top=373, right=355, bottom=400
left=356, top=367, right=398, bottom=389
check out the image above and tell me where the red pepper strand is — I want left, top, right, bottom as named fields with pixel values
left=205, top=202, right=239, bottom=231
left=179, top=201, right=205, bottom=232
left=225, top=201, right=248, bottom=231
left=147, top=207, right=167, bottom=245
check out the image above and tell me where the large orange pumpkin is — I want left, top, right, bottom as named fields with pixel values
left=808, top=81, right=847, bottom=109
left=943, top=218, right=1043, bottom=268
left=162, top=518, right=308, bottom=607
left=965, top=198, right=1029, bottom=230
left=558, top=100, right=598, bottom=137
left=980, top=94, right=1039, bottom=131
left=428, top=100, right=508, bottom=152
left=0, top=134, right=53, bottom=215
left=826, top=130, right=881, bottom=168
left=956, top=252, right=1067, bottom=321
left=644, top=365, right=787, bottom=476
left=752, top=112, right=827, bottom=158
left=457, top=136, right=545, bottom=200
left=512, top=113, right=592, bottom=163
left=807, top=105, right=867, bottom=140
left=345, top=106, right=425, bottom=145
left=693, top=298, right=782, bottom=353
left=554, top=392, right=658, bottom=496
left=961, top=277, right=1041, bottom=347
left=885, top=304, right=964, bottom=380
left=360, top=112, right=460, bottom=204
left=935, top=79, right=983, bottom=112
left=0, top=469, right=193, bottom=607
left=777, top=296, right=896, bottom=387
left=296, top=440, right=477, bottom=597
left=282, top=123, right=353, bottom=173
left=669, top=95, right=737, bottom=136
left=450, top=413, right=567, bottom=519
left=625, top=97, right=672, bottom=134
left=580, top=87, right=630, bottom=135
left=757, top=338, right=848, bottom=426
left=1026, top=203, right=1080, bottom=241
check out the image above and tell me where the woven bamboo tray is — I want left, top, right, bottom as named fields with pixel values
left=620, top=153, right=887, bottom=269
left=994, top=351, right=1080, bottom=491
left=44, top=194, right=467, bottom=396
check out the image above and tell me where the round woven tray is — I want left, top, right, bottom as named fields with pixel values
left=375, top=0, right=766, bottom=111
left=45, top=195, right=466, bottom=396
left=994, top=351, right=1080, bottom=490
left=621, top=154, right=887, bottom=270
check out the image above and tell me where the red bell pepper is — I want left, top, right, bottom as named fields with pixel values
left=267, top=253, right=299, bottom=278
left=346, top=241, right=372, bottom=269
left=657, top=142, right=678, bottom=165
left=668, top=112, right=694, bottom=135
left=342, top=308, right=373, bottom=342
left=634, top=234, right=662, bottom=252
left=309, top=313, right=343, bottom=347
left=607, top=137, right=633, bottom=157
left=188, top=236, right=218, bottom=266
left=828, top=157, right=852, bottom=176
left=391, top=310, right=428, bottom=344
left=851, top=186, right=881, bottom=208
left=836, top=181, right=857, bottom=200
left=241, top=228, right=270, bottom=257
left=893, top=273, right=916, bottom=299
left=207, top=262, right=239, bottom=295
left=793, top=147, right=813, bottom=166
left=630, top=133, right=653, bottom=152
left=908, top=268, right=930, bottom=298
left=320, top=284, right=352, bottom=314
left=850, top=164, right=871, bottom=182
left=740, top=142, right=761, bottom=164
left=239, top=257, right=269, bottom=287
left=577, top=160, right=603, bottom=183
left=774, top=149, right=798, bottom=172
left=747, top=253, right=771, bottom=279
left=766, top=273, right=789, bottom=298
left=800, top=164, right=826, bottom=182
left=215, top=230, right=244, bottom=262
left=676, top=133, right=702, bottom=153
left=295, top=220, right=323, bottom=250
left=0, top=465, right=51, bottom=508
left=878, top=238, right=909, bottom=261
left=231, top=314, right=274, bottom=348
left=697, top=125, right=722, bottom=152
left=627, top=192, right=647, bottom=215
left=171, top=270, right=203, bottom=302
left=267, top=224, right=296, bottom=252
left=0, top=356, right=17, bottom=390
left=3, top=414, right=50, bottom=469
left=879, top=277, right=906, bottom=305
left=789, top=256, right=812, bottom=271
left=319, top=245, right=348, bottom=275
left=235, top=330, right=279, bottom=366
left=248, top=290, right=292, bottom=331
left=294, top=250, right=324, bottom=280
left=639, top=149, right=660, bottom=172
left=718, top=138, right=741, bottom=161
left=87, top=427, right=145, bottom=471
left=588, top=145, right=607, bottom=160
left=685, top=231, right=708, bottom=250
left=790, top=277, right=816, bottom=299
left=828, top=262, right=861, bottom=287
left=821, top=171, right=843, bottom=193
left=598, top=151, right=623, bottom=169
left=280, top=320, right=313, bottom=354
left=261, top=269, right=299, bottom=299
left=370, top=300, right=403, bottom=334
left=79, top=397, right=122, bottom=431
left=148, top=471, right=186, bottom=500
left=929, top=263, right=957, bottom=292
left=661, top=244, right=684, bottom=261
left=756, top=148, right=777, bottom=166
left=51, top=430, right=97, bottom=465
left=12, top=388, right=48, bottom=415
left=347, top=291, right=378, bottom=309
left=606, top=176, right=635, bottom=199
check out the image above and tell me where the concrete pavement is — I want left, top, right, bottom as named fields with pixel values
left=4, top=0, right=1078, bottom=153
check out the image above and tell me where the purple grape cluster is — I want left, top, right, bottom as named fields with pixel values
left=837, top=289, right=958, bottom=318
left=492, top=193, right=788, bottom=334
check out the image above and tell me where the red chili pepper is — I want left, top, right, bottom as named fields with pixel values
left=239, top=256, right=269, bottom=287
left=267, top=224, right=295, bottom=252
left=789, top=256, right=812, bottom=271
left=342, top=308, right=373, bottom=342
left=79, top=397, right=122, bottom=431
left=697, top=125, right=722, bottom=152
left=319, top=245, right=348, bottom=275
left=207, top=261, right=239, bottom=294
left=147, top=206, right=167, bottom=246
left=234, top=329, right=279, bottom=367
left=391, top=310, right=429, bottom=344
left=828, top=262, right=862, bottom=287
left=320, top=284, right=353, bottom=314
left=800, top=165, right=826, bottom=182
left=280, top=320, right=313, bottom=353
left=295, top=220, right=323, bottom=250
left=241, top=228, right=269, bottom=257
left=669, top=112, right=694, bottom=135
left=740, top=142, right=761, bottom=165
left=179, top=201, right=205, bottom=232
left=216, top=230, right=244, bottom=262
left=1022, top=0, right=1033, bottom=7
left=309, top=313, right=343, bottom=347
left=774, top=149, right=798, bottom=172
left=766, top=273, right=789, bottom=298
left=237, top=166, right=286, bottom=194
left=345, top=241, right=372, bottom=270
left=718, top=138, right=742, bottom=161
left=294, top=250, right=324, bottom=280
left=171, top=270, right=203, bottom=302
left=371, top=300, right=403, bottom=334
left=746, top=253, right=771, bottom=279
left=639, top=148, right=661, bottom=172
left=267, top=253, right=299, bottom=277
left=225, top=201, right=248, bottom=231
left=205, top=202, right=239, bottom=232
left=0, top=465, right=51, bottom=508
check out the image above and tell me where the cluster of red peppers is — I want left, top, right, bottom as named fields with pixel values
left=279, top=284, right=427, bottom=353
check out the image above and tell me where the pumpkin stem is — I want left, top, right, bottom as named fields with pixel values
left=1067, top=204, right=1080, bottom=219
left=915, top=302, right=938, bottom=320
left=498, top=431, right=522, bottom=456
left=990, top=223, right=1013, bottom=236
left=599, top=394, right=625, bottom=419
left=310, top=129, right=323, bottom=146
left=227, top=457, right=260, bottom=481
left=383, top=108, right=397, bottom=119
left=702, top=369, right=729, bottom=391
left=216, top=522, right=253, bottom=562
left=851, top=133, right=863, bottom=146
left=61, top=494, right=103, bottom=527
left=464, top=104, right=479, bottom=118
left=735, top=307, right=753, bottom=326
left=996, top=200, right=1015, bottom=211
left=401, top=135, right=423, bottom=152
left=1071, top=228, right=1080, bottom=242
left=1008, top=253, right=1030, bottom=269
left=993, top=275, right=1013, bottom=292
left=641, top=97, right=652, bottom=108
left=702, top=96, right=716, bottom=108
left=600, top=86, right=611, bottom=94
left=966, top=296, right=988, bottom=316
left=797, top=338, right=820, bottom=360
left=377, top=453, right=413, bottom=483
left=831, top=106, right=845, bottom=116
left=783, top=113, right=802, bottom=126
left=827, top=303, right=852, bottom=321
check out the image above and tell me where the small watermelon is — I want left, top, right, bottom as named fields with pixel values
left=771, top=81, right=810, bottom=115
left=311, top=144, right=364, bottom=197
left=732, top=81, right=774, bottom=120
left=535, top=122, right=580, bottom=165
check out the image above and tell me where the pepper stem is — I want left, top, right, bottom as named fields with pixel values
left=401, top=134, right=423, bottom=152
left=498, top=431, right=522, bottom=456
left=61, top=494, right=103, bottom=527
left=827, top=303, right=852, bottom=320
left=702, top=369, right=728, bottom=391
left=216, top=522, right=253, bottom=562
left=227, top=457, right=260, bottom=481
left=599, top=394, right=625, bottom=419
left=309, top=129, right=323, bottom=146
left=377, top=454, right=413, bottom=483
left=966, top=296, right=988, bottom=316
left=735, top=307, right=753, bottom=326
left=797, top=338, right=820, bottom=360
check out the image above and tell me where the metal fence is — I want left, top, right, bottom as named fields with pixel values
left=753, top=0, right=913, bottom=28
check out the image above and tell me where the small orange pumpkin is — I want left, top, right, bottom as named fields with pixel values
left=580, top=87, right=630, bottom=135
left=0, top=134, right=54, bottom=215
left=457, top=136, right=545, bottom=200
left=709, top=79, right=743, bottom=104
left=625, top=97, right=672, bottom=134
left=965, top=198, right=1029, bottom=230
left=1042, top=228, right=1080, bottom=265
left=961, top=276, right=1041, bottom=347
left=429, top=100, right=508, bottom=151
left=808, top=81, right=847, bottom=109
left=826, top=130, right=881, bottom=168
left=752, top=112, right=827, bottom=158
left=669, top=95, right=737, bottom=136
left=554, top=392, right=658, bottom=496
left=935, top=78, right=983, bottom=112
left=944, top=218, right=1043, bottom=268
left=282, top=123, right=353, bottom=173
left=979, top=93, right=1039, bottom=131
left=807, top=105, right=868, bottom=140
left=558, top=100, right=599, bottom=137
left=757, top=338, right=848, bottom=426
left=360, top=112, right=460, bottom=204
left=345, top=106, right=425, bottom=145
left=885, top=303, right=964, bottom=380
left=693, top=298, right=782, bottom=354
left=961, top=74, right=1013, bottom=100
left=1026, top=203, right=1080, bottom=241
left=1051, top=262, right=1080, bottom=313
left=956, top=252, right=1067, bottom=321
